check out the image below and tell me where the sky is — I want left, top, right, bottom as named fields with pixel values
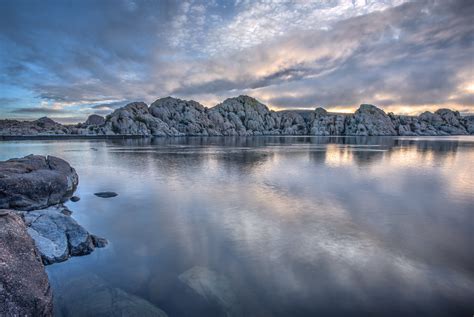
left=0, top=0, right=473, bottom=123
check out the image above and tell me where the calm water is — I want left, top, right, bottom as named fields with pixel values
left=1, top=136, right=473, bottom=316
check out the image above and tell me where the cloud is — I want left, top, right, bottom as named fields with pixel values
left=0, top=97, right=19, bottom=106
left=163, top=0, right=474, bottom=111
left=0, top=0, right=473, bottom=121
left=91, top=100, right=130, bottom=110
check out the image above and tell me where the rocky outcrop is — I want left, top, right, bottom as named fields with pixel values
left=209, top=96, right=281, bottom=135
left=0, top=155, right=107, bottom=265
left=310, top=107, right=347, bottom=136
left=91, top=97, right=474, bottom=136
left=0, top=117, right=71, bottom=136
left=21, top=204, right=107, bottom=265
left=84, top=114, right=105, bottom=126
left=0, top=210, right=53, bottom=316
left=101, top=102, right=175, bottom=136
left=345, top=104, right=397, bottom=136
left=0, top=155, right=108, bottom=315
left=1, top=96, right=472, bottom=137
left=150, top=97, right=216, bottom=136
left=0, top=155, right=78, bottom=211
left=464, top=116, right=474, bottom=134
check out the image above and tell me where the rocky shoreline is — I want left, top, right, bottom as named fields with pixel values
left=0, top=155, right=107, bottom=315
left=1, top=96, right=473, bottom=137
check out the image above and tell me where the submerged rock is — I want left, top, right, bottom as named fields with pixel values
left=0, top=155, right=79, bottom=211
left=179, top=266, right=240, bottom=316
left=70, top=196, right=80, bottom=202
left=94, top=191, right=118, bottom=198
left=0, top=211, right=53, bottom=316
left=53, top=274, right=168, bottom=317
left=22, top=204, right=107, bottom=265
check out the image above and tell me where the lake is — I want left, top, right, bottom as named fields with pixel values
left=1, top=136, right=473, bottom=316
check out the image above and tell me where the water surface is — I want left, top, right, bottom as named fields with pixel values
left=1, top=136, right=473, bottom=316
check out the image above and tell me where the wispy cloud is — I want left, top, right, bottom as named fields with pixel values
left=0, top=0, right=472, bottom=121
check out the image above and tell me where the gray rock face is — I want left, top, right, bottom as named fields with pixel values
left=0, top=155, right=79, bottom=211
left=2, top=96, right=472, bottom=137
left=0, top=117, right=70, bottom=136
left=101, top=102, right=176, bottom=136
left=0, top=211, right=53, bottom=316
left=463, top=116, right=474, bottom=134
left=210, top=95, right=282, bottom=136
left=150, top=97, right=215, bottom=136
left=310, top=107, right=347, bottom=136
left=345, top=104, right=397, bottom=136
left=85, top=114, right=105, bottom=126
left=22, top=204, right=107, bottom=265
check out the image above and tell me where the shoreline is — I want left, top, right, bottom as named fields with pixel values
left=2, top=133, right=474, bottom=141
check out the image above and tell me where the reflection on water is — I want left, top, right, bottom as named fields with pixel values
left=1, top=136, right=473, bottom=316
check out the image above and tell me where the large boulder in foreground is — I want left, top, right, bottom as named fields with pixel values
left=0, top=210, right=53, bottom=316
left=0, top=155, right=78, bottom=211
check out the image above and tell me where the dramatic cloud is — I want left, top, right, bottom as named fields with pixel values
left=0, top=0, right=473, bottom=122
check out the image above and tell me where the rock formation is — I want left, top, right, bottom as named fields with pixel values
left=0, top=155, right=107, bottom=264
left=0, top=210, right=53, bottom=316
left=22, top=204, right=107, bottom=264
left=310, top=107, right=346, bottom=136
left=150, top=97, right=216, bottom=135
left=0, top=155, right=78, bottom=210
left=1, top=96, right=472, bottom=137
left=84, top=114, right=105, bottom=126
left=0, top=117, right=71, bottom=136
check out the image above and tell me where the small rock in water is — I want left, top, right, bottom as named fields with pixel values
left=70, top=196, right=80, bottom=202
left=91, top=234, right=108, bottom=248
left=94, top=192, right=118, bottom=198
left=60, top=206, right=73, bottom=216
